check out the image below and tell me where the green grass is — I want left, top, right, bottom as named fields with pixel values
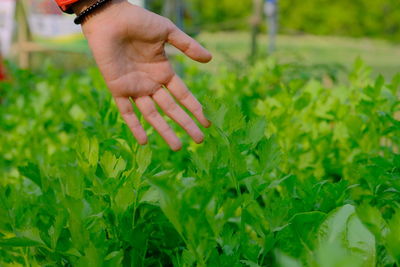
left=196, top=32, right=400, bottom=79
left=23, top=32, right=400, bottom=80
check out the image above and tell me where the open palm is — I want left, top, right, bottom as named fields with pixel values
left=82, top=1, right=212, bottom=150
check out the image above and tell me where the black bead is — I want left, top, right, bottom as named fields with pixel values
left=74, top=0, right=112, bottom=25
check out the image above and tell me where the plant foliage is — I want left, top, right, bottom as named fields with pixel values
left=0, top=60, right=399, bottom=266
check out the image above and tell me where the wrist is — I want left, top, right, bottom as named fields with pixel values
left=71, top=0, right=127, bottom=23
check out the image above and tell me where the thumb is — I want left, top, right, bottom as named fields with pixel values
left=167, top=22, right=212, bottom=63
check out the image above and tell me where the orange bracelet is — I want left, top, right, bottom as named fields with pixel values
left=55, top=0, right=81, bottom=13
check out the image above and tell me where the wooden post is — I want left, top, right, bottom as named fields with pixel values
left=250, top=0, right=263, bottom=60
left=16, top=0, right=30, bottom=69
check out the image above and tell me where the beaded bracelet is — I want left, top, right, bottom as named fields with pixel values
left=74, top=0, right=113, bottom=25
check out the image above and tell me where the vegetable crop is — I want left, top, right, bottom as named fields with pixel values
left=0, top=60, right=399, bottom=266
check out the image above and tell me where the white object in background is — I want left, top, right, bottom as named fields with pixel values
left=128, top=0, right=144, bottom=7
left=28, top=0, right=81, bottom=39
left=265, top=1, right=277, bottom=16
left=0, top=0, right=15, bottom=55
left=29, top=14, right=81, bottom=38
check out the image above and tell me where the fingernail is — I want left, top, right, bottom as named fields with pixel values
left=171, top=139, right=182, bottom=151
left=194, top=131, right=204, bottom=144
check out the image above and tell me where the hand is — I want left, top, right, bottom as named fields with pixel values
left=74, top=0, right=212, bottom=151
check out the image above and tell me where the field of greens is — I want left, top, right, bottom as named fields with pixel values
left=0, top=59, right=399, bottom=266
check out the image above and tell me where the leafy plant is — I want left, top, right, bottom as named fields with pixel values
left=0, top=59, right=399, bottom=266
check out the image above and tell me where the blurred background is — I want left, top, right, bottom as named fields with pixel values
left=1, top=0, right=400, bottom=79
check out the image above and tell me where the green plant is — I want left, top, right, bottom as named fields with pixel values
left=0, top=59, right=399, bottom=266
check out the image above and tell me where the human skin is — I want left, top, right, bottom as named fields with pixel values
left=71, top=0, right=212, bottom=151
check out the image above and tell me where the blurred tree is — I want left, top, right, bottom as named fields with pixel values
left=147, top=0, right=200, bottom=36
left=274, top=0, right=400, bottom=40
left=187, top=0, right=252, bottom=31
left=250, top=0, right=263, bottom=58
left=178, top=0, right=400, bottom=41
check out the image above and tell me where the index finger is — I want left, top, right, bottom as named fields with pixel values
left=167, top=22, right=212, bottom=63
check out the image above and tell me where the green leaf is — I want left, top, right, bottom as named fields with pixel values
left=291, top=211, right=327, bottom=250
left=0, top=228, right=45, bottom=247
left=0, top=237, right=42, bottom=247
left=274, top=250, right=302, bottom=267
left=386, top=208, right=400, bottom=263
left=205, top=103, right=228, bottom=130
left=356, top=203, right=387, bottom=241
left=139, top=186, right=160, bottom=204
left=77, top=135, right=99, bottom=173
left=257, top=137, right=281, bottom=175
left=241, top=260, right=262, bottom=267
left=69, top=104, right=87, bottom=121
left=114, top=185, right=135, bottom=213
left=76, top=244, right=102, bottom=267
left=18, top=163, right=41, bottom=188
left=49, top=211, right=67, bottom=250
left=104, top=250, right=124, bottom=266
left=244, top=118, right=267, bottom=145
left=318, top=204, right=356, bottom=243
left=100, top=151, right=126, bottom=178
left=346, top=214, right=376, bottom=266
left=136, top=145, right=152, bottom=175
left=317, top=205, right=375, bottom=267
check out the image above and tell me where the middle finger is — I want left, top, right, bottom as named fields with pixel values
left=135, top=96, right=182, bottom=151
left=152, top=88, right=204, bottom=144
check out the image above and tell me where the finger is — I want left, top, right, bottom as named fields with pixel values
left=135, top=96, right=182, bottom=151
left=166, top=75, right=210, bottom=128
left=167, top=22, right=212, bottom=63
left=114, top=97, right=148, bottom=145
left=153, top=88, right=204, bottom=144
